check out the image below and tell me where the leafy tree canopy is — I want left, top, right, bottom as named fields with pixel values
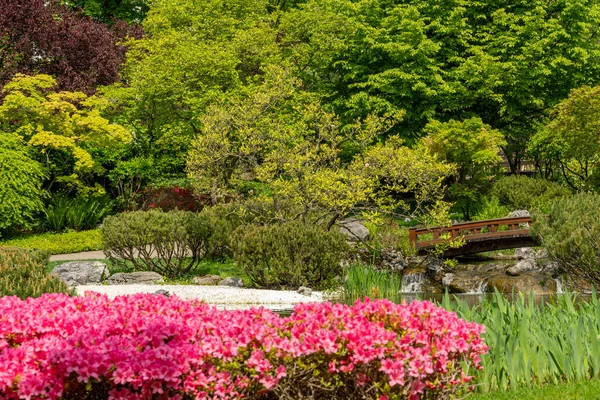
left=0, top=0, right=139, bottom=94
left=530, top=85, right=600, bottom=190
left=0, top=74, right=132, bottom=195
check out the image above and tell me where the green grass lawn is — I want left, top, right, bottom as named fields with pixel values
left=1, top=230, right=103, bottom=254
left=469, top=379, right=600, bottom=400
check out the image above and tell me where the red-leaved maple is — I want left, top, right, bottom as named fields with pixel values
left=0, top=0, right=142, bottom=94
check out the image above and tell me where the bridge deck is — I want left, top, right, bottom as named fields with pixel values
left=409, top=217, right=539, bottom=257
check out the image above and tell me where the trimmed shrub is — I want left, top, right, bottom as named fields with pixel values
left=0, top=247, right=72, bottom=299
left=102, top=210, right=212, bottom=278
left=232, top=222, right=349, bottom=289
left=0, top=294, right=488, bottom=399
left=491, top=175, right=571, bottom=211
left=1, top=230, right=103, bottom=255
left=43, top=195, right=113, bottom=232
left=532, top=192, right=600, bottom=284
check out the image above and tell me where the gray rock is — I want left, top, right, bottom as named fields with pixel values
left=515, top=247, right=536, bottom=260
left=542, top=261, right=561, bottom=277
left=219, top=277, right=244, bottom=287
left=297, top=286, right=312, bottom=296
left=153, top=289, right=170, bottom=297
left=51, top=261, right=108, bottom=286
left=380, top=249, right=405, bottom=272
left=507, top=210, right=531, bottom=218
left=425, top=257, right=446, bottom=275
left=441, top=273, right=454, bottom=288
left=338, top=219, right=370, bottom=242
left=193, top=275, right=222, bottom=285
left=441, top=273, right=487, bottom=294
left=107, top=271, right=164, bottom=285
left=506, top=259, right=538, bottom=276
left=535, top=248, right=548, bottom=259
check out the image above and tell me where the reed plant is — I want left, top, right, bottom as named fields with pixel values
left=343, top=263, right=402, bottom=301
left=439, top=290, right=600, bottom=393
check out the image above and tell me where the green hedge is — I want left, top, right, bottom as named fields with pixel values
left=0, top=230, right=103, bottom=255
left=232, top=221, right=348, bottom=290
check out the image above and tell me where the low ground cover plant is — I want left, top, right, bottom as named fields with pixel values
left=0, top=230, right=103, bottom=255
left=0, top=247, right=72, bottom=299
left=0, top=294, right=487, bottom=399
left=43, top=195, right=113, bottom=232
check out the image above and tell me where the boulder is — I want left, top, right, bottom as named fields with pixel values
left=535, top=248, right=549, bottom=259
left=153, top=289, right=170, bottom=297
left=338, top=219, right=370, bottom=242
left=380, top=249, right=405, bottom=272
left=441, top=273, right=487, bottom=293
left=515, top=247, right=536, bottom=260
left=542, top=261, right=561, bottom=277
left=51, top=261, right=108, bottom=286
left=506, top=259, right=538, bottom=276
left=297, top=286, right=312, bottom=296
left=487, top=274, right=557, bottom=295
left=219, top=277, right=244, bottom=287
left=107, top=272, right=164, bottom=285
left=507, top=210, right=531, bottom=218
left=193, top=275, right=222, bottom=285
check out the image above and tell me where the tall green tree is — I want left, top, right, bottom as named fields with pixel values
left=422, top=118, right=505, bottom=219
left=279, top=0, right=600, bottom=166
left=102, top=0, right=281, bottom=176
left=530, top=86, right=600, bottom=190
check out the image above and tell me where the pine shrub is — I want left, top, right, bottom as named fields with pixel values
left=0, top=247, right=72, bottom=299
left=232, top=222, right=349, bottom=289
left=532, top=192, right=600, bottom=284
left=492, top=175, right=571, bottom=211
left=102, top=210, right=213, bottom=278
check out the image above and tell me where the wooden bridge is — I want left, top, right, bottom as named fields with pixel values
left=408, top=217, right=539, bottom=257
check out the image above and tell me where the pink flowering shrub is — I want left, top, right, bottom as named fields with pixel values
left=0, top=294, right=488, bottom=400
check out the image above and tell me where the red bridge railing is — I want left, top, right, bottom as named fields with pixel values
left=409, top=217, right=533, bottom=250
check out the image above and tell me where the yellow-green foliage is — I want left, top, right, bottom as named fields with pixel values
left=0, top=74, right=132, bottom=195
left=187, top=66, right=454, bottom=224
left=1, top=230, right=103, bottom=255
left=422, top=117, right=506, bottom=218
left=0, top=247, right=72, bottom=299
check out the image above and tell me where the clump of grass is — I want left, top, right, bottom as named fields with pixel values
left=439, top=290, right=600, bottom=393
left=343, top=263, right=402, bottom=302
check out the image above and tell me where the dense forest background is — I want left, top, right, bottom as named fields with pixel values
left=2, top=0, right=600, bottom=234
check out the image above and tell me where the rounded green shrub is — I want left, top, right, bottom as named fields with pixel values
left=232, top=221, right=349, bottom=290
left=492, top=175, right=571, bottom=211
left=0, top=247, right=72, bottom=299
left=532, top=192, right=600, bottom=284
left=102, top=210, right=213, bottom=278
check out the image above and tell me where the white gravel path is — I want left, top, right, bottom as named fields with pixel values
left=76, top=285, right=327, bottom=311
